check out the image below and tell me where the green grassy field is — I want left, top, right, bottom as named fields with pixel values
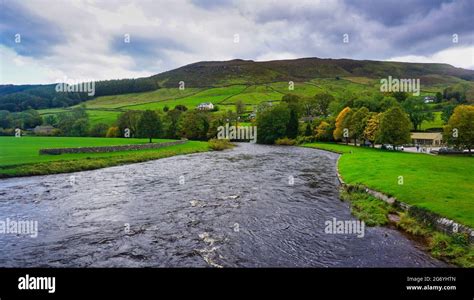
left=84, top=88, right=204, bottom=109
left=303, top=143, right=474, bottom=228
left=221, top=84, right=283, bottom=104
left=39, top=109, right=122, bottom=127
left=0, top=136, right=209, bottom=177
left=0, top=136, right=159, bottom=166
left=126, top=85, right=247, bottom=110
left=36, top=77, right=453, bottom=129
left=420, top=111, right=444, bottom=130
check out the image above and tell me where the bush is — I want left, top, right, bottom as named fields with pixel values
left=295, top=136, right=315, bottom=144
left=208, top=138, right=234, bottom=151
left=275, top=137, right=296, bottom=146
left=256, top=103, right=290, bottom=144
left=89, top=123, right=109, bottom=137
left=339, top=186, right=393, bottom=226
left=429, top=232, right=468, bottom=260
left=0, top=128, right=15, bottom=136
left=106, top=126, right=121, bottom=137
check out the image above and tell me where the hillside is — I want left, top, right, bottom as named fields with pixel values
left=151, top=58, right=474, bottom=88
left=2, top=57, right=474, bottom=113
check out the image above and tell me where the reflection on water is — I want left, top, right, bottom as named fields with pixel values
left=0, top=143, right=445, bottom=267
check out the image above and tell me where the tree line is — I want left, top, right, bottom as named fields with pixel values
left=0, top=78, right=158, bottom=112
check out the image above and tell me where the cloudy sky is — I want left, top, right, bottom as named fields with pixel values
left=0, top=0, right=473, bottom=84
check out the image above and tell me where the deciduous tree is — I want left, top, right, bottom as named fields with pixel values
left=378, top=106, right=411, bottom=146
left=137, top=110, right=162, bottom=143
left=333, top=107, right=352, bottom=143
left=443, top=105, right=474, bottom=153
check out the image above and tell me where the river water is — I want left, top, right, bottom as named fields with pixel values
left=0, top=143, right=445, bottom=267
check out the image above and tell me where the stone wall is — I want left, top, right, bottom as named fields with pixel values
left=39, top=140, right=188, bottom=155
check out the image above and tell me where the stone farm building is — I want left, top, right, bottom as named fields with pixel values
left=411, top=132, right=443, bottom=146
left=197, top=102, right=214, bottom=110
left=33, top=125, right=55, bottom=135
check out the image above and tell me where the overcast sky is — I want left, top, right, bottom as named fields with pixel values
left=0, top=0, right=473, bottom=84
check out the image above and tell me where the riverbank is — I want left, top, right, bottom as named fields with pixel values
left=303, top=142, right=474, bottom=267
left=302, top=142, right=474, bottom=228
left=340, top=185, right=473, bottom=267
left=0, top=137, right=209, bottom=178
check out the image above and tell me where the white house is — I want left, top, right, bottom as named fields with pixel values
left=197, top=102, right=214, bottom=110
left=424, top=96, right=435, bottom=103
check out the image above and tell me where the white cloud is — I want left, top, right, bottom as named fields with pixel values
left=388, top=46, right=474, bottom=70
left=1, top=0, right=472, bottom=84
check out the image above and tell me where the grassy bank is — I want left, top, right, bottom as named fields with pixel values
left=341, top=186, right=473, bottom=267
left=0, top=137, right=209, bottom=178
left=302, top=142, right=474, bottom=228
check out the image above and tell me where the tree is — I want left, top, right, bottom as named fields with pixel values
left=163, top=108, right=183, bottom=138
left=313, top=93, right=334, bottom=116
left=117, top=110, right=141, bottom=137
left=106, top=126, right=120, bottom=137
left=0, top=110, right=11, bottom=128
left=301, top=97, right=317, bottom=117
left=89, top=123, right=109, bottom=137
left=56, top=107, right=90, bottom=136
left=378, top=106, right=411, bottom=146
left=379, top=97, right=399, bottom=112
left=363, top=113, right=381, bottom=147
left=443, top=105, right=474, bottom=153
left=175, top=104, right=188, bottom=112
left=70, top=105, right=88, bottom=120
left=282, top=94, right=301, bottom=106
left=402, top=97, right=434, bottom=131
left=353, top=98, right=379, bottom=112
left=315, top=121, right=334, bottom=141
left=435, top=92, right=443, bottom=103
left=286, top=108, right=299, bottom=139
left=304, top=122, right=312, bottom=136
left=12, top=109, right=42, bottom=129
left=333, top=107, right=352, bottom=143
left=441, top=104, right=456, bottom=123
left=349, top=107, right=370, bottom=145
left=207, top=112, right=227, bottom=140
left=43, top=114, right=58, bottom=127
left=179, top=110, right=210, bottom=140
left=392, top=91, right=408, bottom=103
left=137, top=110, right=162, bottom=143
left=70, top=118, right=89, bottom=137
left=163, top=105, right=169, bottom=112
left=256, top=104, right=290, bottom=144
left=443, top=86, right=465, bottom=103
left=235, top=100, right=245, bottom=116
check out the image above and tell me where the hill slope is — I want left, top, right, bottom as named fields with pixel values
left=2, top=57, right=474, bottom=112
left=151, top=57, right=474, bottom=88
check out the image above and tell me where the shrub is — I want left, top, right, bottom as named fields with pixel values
left=339, top=186, right=392, bottom=226
left=275, top=137, right=296, bottom=146
left=429, top=232, right=468, bottom=260
left=0, top=128, right=15, bottom=136
left=208, top=138, right=234, bottom=151
left=106, top=126, right=121, bottom=137
left=296, top=136, right=315, bottom=145
left=89, top=123, right=109, bottom=137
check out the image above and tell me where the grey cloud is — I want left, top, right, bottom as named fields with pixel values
left=0, top=2, right=65, bottom=57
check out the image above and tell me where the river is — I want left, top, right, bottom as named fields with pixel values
left=0, top=143, right=445, bottom=267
